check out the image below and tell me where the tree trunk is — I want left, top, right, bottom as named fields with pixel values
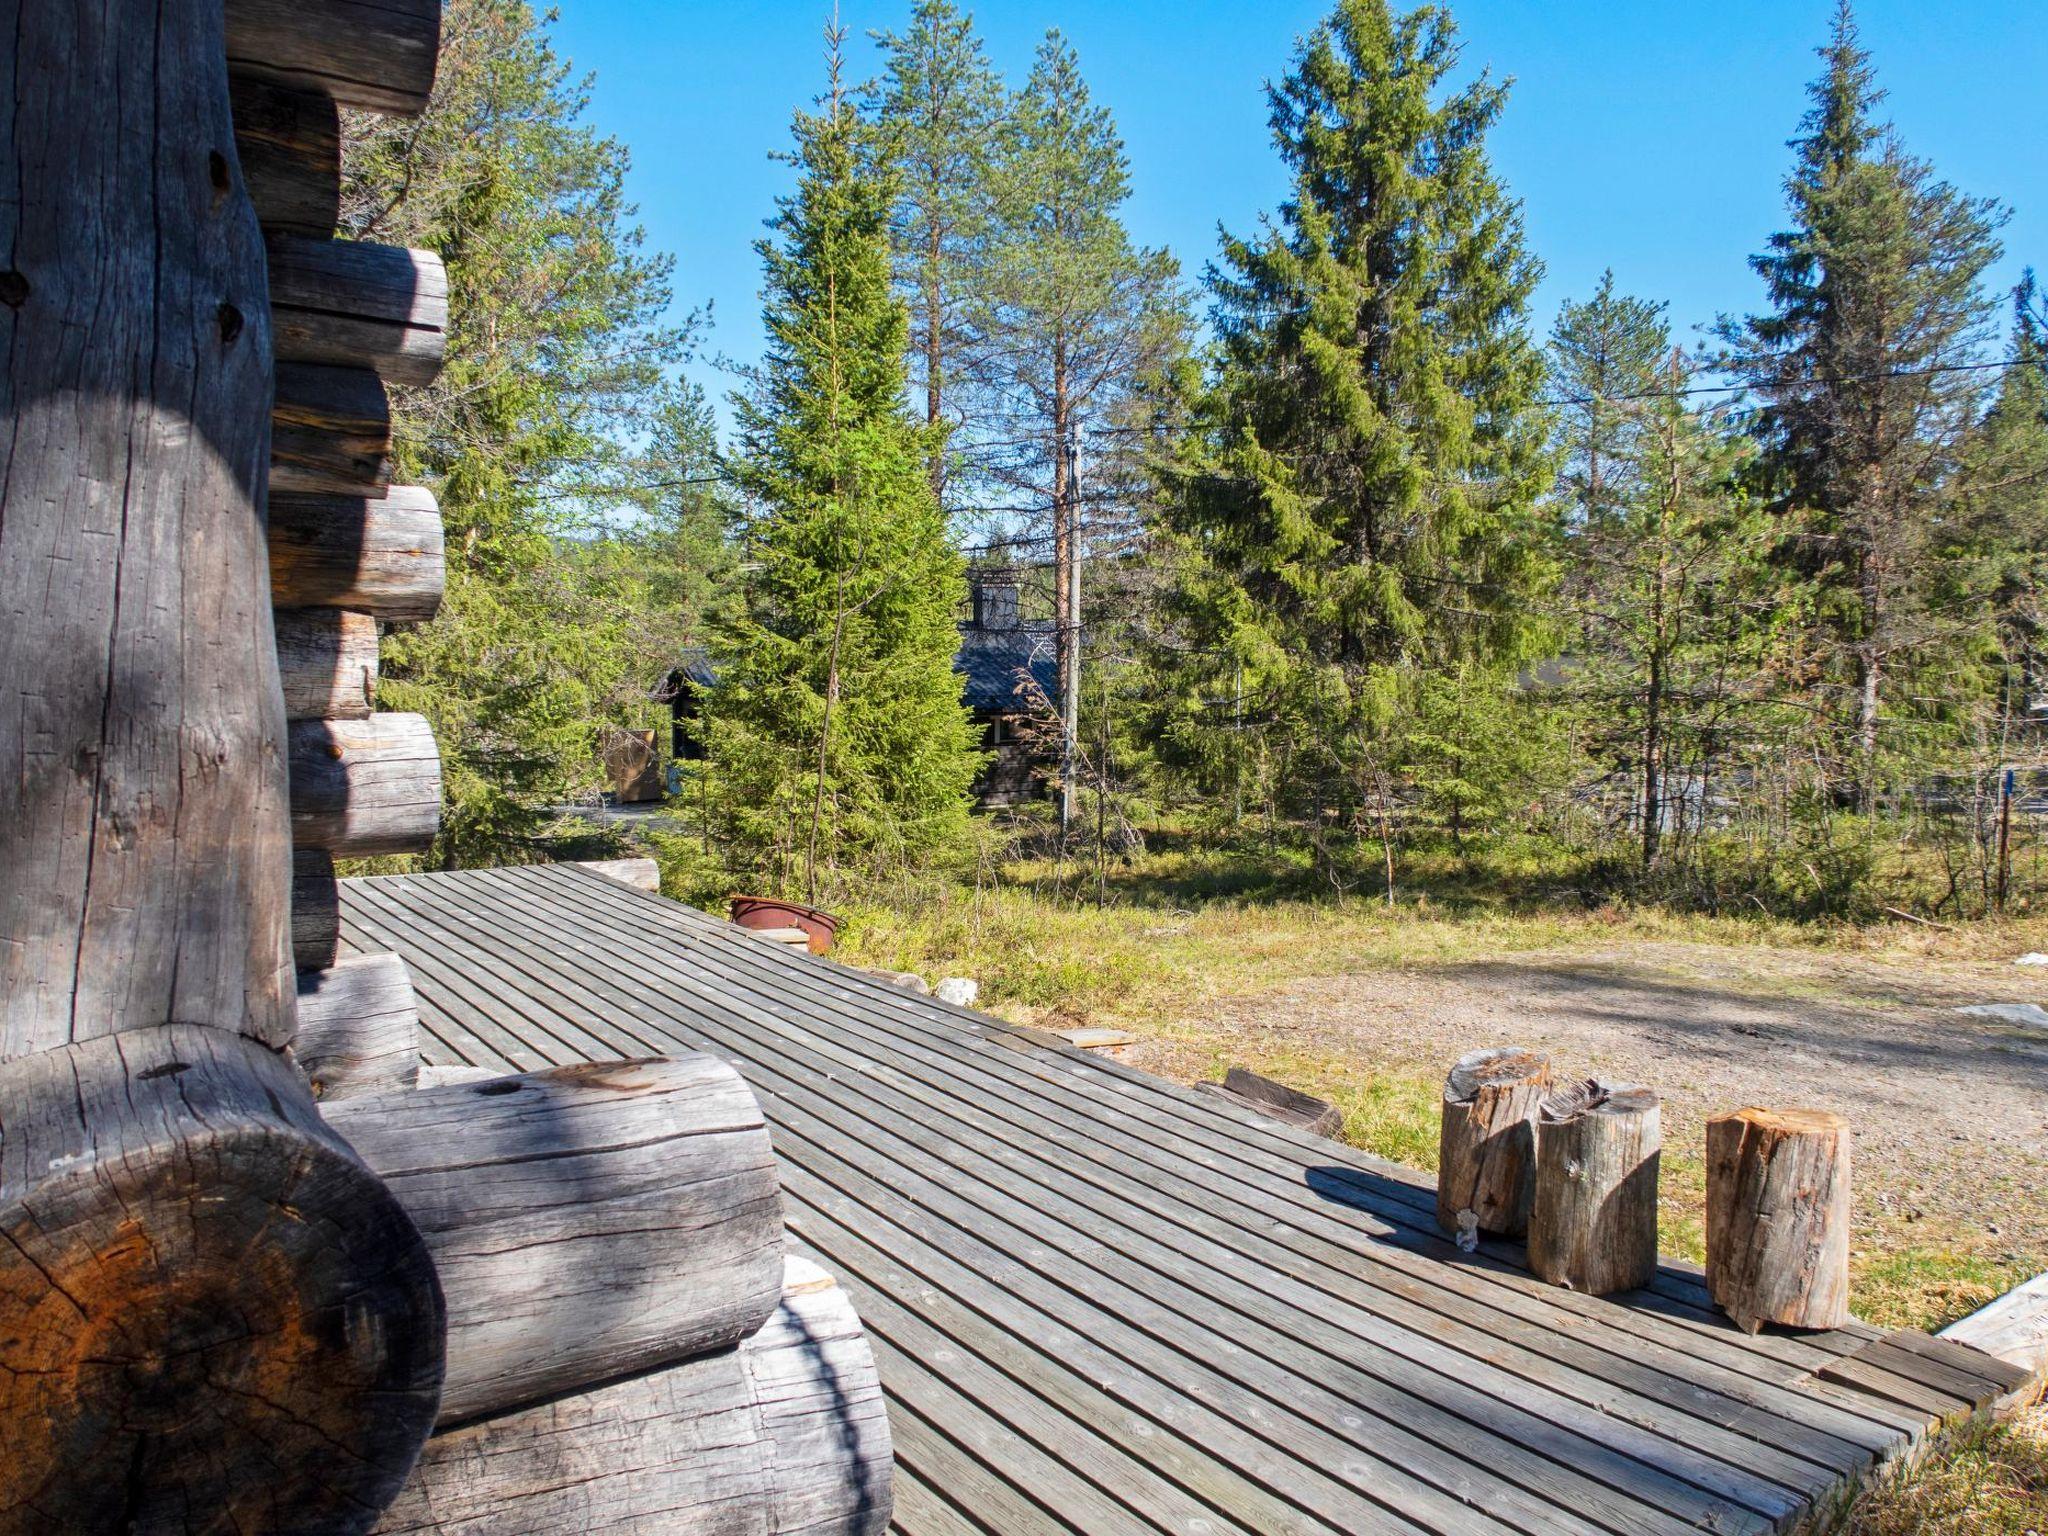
left=1, top=0, right=295, bottom=1057
left=1705, top=1107, right=1851, bottom=1334
left=295, top=951, right=422, bottom=1100
left=323, top=1056, right=787, bottom=1426
left=373, top=1257, right=893, bottom=1536
left=0, top=1024, right=444, bottom=1533
left=1528, top=1081, right=1661, bottom=1295
left=1436, top=1048, right=1552, bottom=1241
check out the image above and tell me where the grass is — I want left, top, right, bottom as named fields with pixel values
left=1842, top=1408, right=2048, bottom=1534
left=824, top=840, right=2048, bottom=1333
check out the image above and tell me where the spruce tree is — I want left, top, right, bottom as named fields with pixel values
left=1549, top=272, right=1671, bottom=534
left=1160, top=0, right=1551, bottom=867
left=868, top=0, right=1005, bottom=499
left=711, top=34, right=980, bottom=900
left=341, top=0, right=693, bottom=866
left=1721, top=1, right=2004, bottom=807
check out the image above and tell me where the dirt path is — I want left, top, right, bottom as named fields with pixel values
left=1126, top=938, right=2048, bottom=1319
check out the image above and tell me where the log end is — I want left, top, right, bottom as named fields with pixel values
left=1445, top=1046, right=1552, bottom=1103
left=0, top=1027, right=444, bottom=1533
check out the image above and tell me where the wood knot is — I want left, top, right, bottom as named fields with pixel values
left=218, top=302, right=244, bottom=346
left=0, top=270, right=27, bottom=308
left=208, top=150, right=232, bottom=197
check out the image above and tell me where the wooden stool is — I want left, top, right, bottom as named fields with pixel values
left=1437, top=1048, right=1552, bottom=1241
left=1706, top=1107, right=1851, bottom=1333
left=1529, top=1080, right=1661, bottom=1295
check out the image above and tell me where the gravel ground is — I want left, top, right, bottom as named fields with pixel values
left=1125, top=938, right=2048, bottom=1290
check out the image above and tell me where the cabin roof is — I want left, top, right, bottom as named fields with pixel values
left=339, top=864, right=2025, bottom=1536
left=955, top=621, right=1056, bottom=715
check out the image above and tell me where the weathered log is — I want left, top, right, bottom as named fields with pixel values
left=0, top=1024, right=444, bottom=1533
left=297, top=952, right=422, bottom=1100
left=295, top=847, right=344, bottom=972
left=225, top=0, right=443, bottom=119
left=270, top=235, right=450, bottom=387
left=1940, top=1271, right=2048, bottom=1383
left=290, top=712, right=444, bottom=856
left=324, top=1055, right=787, bottom=1425
left=1706, top=1107, right=1852, bottom=1334
left=1198, top=1066, right=1344, bottom=1138
left=574, top=856, right=663, bottom=892
left=1436, top=1047, right=1552, bottom=1241
left=1, top=0, right=296, bottom=1056
left=1527, top=1080, right=1661, bottom=1295
left=277, top=606, right=380, bottom=720
left=273, top=361, right=394, bottom=495
left=230, top=73, right=340, bottom=236
left=418, top=1063, right=502, bottom=1089
left=372, top=1255, right=893, bottom=1536
left=271, top=485, right=447, bottom=621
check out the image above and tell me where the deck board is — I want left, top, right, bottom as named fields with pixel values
left=339, top=866, right=2018, bottom=1535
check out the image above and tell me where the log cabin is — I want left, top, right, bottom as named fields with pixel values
left=1, top=5, right=2030, bottom=1534
left=0, top=4, right=887, bottom=1531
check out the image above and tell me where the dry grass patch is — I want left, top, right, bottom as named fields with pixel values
left=1843, top=1406, right=2048, bottom=1535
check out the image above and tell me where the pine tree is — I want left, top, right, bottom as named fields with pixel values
left=1721, top=1, right=2005, bottom=807
left=1160, top=0, right=1552, bottom=871
left=341, top=0, right=694, bottom=866
left=978, top=32, right=1186, bottom=835
left=867, top=0, right=1005, bottom=500
left=711, top=32, right=981, bottom=900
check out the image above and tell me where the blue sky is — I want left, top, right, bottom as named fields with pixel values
left=541, top=1, right=2048, bottom=404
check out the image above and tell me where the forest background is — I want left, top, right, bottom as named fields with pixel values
left=340, top=0, right=2048, bottom=928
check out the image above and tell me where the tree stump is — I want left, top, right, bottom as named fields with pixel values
left=1706, top=1107, right=1851, bottom=1334
left=1528, top=1080, right=1661, bottom=1295
left=1436, top=1048, right=1552, bottom=1241
left=0, top=1026, right=445, bottom=1534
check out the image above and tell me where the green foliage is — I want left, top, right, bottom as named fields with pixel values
left=867, top=0, right=1006, bottom=485
left=341, top=0, right=692, bottom=866
left=709, top=54, right=982, bottom=901
left=1156, top=0, right=1554, bottom=878
left=1719, top=0, right=2007, bottom=805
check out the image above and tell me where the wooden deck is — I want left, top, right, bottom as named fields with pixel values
left=339, top=865, right=2029, bottom=1535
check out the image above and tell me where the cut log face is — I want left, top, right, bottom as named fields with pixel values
left=1436, top=1047, right=1552, bottom=1240
left=323, top=1055, right=787, bottom=1426
left=270, top=486, right=447, bottom=621
left=1528, top=1081, right=1661, bottom=1296
left=294, top=847, right=343, bottom=972
left=372, top=1256, right=893, bottom=1536
left=276, top=606, right=379, bottom=720
left=269, top=235, right=450, bottom=387
left=1, top=0, right=294, bottom=1056
left=0, top=1025, right=444, bottom=1534
left=290, top=712, right=443, bottom=856
left=230, top=74, right=340, bottom=236
left=1706, top=1107, right=1852, bottom=1334
left=225, top=0, right=444, bottom=118
left=272, top=362, right=394, bottom=495
left=296, top=952, right=422, bottom=1100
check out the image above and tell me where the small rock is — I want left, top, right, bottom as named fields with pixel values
left=1958, top=1002, right=2048, bottom=1027
left=934, top=977, right=980, bottom=1008
left=2015, top=953, right=2048, bottom=966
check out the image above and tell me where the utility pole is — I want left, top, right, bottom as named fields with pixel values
left=1058, top=426, right=1083, bottom=844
